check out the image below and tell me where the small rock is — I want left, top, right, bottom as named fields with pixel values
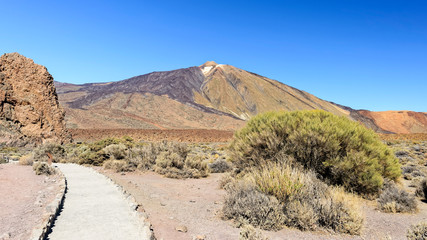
left=0, top=232, right=11, bottom=240
left=214, top=201, right=221, bottom=204
left=175, top=225, right=188, bottom=233
left=189, top=200, right=196, bottom=203
left=160, top=202, right=167, bottom=206
left=193, top=235, right=206, bottom=240
left=121, top=172, right=126, bottom=175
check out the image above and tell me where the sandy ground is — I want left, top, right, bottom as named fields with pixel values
left=102, top=169, right=427, bottom=240
left=0, top=163, right=61, bottom=240
left=47, top=164, right=151, bottom=240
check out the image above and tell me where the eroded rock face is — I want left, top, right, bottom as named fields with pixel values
left=0, top=53, right=71, bottom=145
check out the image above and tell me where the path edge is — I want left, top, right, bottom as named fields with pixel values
left=29, top=166, right=67, bottom=240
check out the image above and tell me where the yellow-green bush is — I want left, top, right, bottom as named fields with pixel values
left=249, top=162, right=304, bottom=202
left=230, top=110, right=401, bottom=195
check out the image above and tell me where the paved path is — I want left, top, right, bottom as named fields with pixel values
left=47, top=164, right=151, bottom=240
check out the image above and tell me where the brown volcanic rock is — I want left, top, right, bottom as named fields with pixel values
left=358, top=110, right=427, bottom=134
left=0, top=53, right=71, bottom=145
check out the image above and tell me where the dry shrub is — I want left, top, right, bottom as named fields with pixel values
left=238, top=162, right=364, bottom=234
left=103, top=143, right=128, bottom=160
left=219, top=172, right=234, bottom=189
left=377, top=180, right=417, bottom=213
left=415, top=178, right=427, bottom=199
left=32, top=143, right=65, bottom=162
left=239, top=225, right=269, bottom=240
left=402, top=164, right=426, bottom=180
left=407, top=222, right=427, bottom=240
left=128, top=143, right=160, bottom=171
left=155, top=151, right=209, bottom=179
left=318, top=187, right=364, bottom=234
left=19, top=154, right=33, bottom=165
left=209, top=158, right=232, bottom=173
left=222, top=181, right=285, bottom=231
left=103, top=160, right=130, bottom=172
left=33, top=162, right=55, bottom=175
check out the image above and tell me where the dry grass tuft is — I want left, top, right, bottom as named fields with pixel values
left=407, top=222, right=427, bottom=240
left=18, top=154, right=33, bottom=166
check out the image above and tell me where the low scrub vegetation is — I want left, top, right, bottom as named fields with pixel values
left=415, top=178, right=427, bottom=200
left=230, top=110, right=401, bottom=196
left=59, top=137, right=221, bottom=179
left=223, top=161, right=364, bottom=234
left=377, top=180, right=417, bottom=213
left=407, top=222, right=427, bottom=240
left=32, top=143, right=65, bottom=162
left=239, top=225, right=269, bottom=240
left=223, top=110, right=406, bottom=235
left=33, top=162, right=55, bottom=175
left=209, top=158, right=232, bottom=173
left=222, top=180, right=285, bottom=231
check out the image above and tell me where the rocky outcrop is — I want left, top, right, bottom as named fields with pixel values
left=0, top=53, right=71, bottom=145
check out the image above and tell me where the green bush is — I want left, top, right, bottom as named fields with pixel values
left=407, top=222, right=427, bottom=240
left=229, top=110, right=401, bottom=195
left=249, top=162, right=304, bottom=203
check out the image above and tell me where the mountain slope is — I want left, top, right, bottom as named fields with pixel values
left=194, top=61, right=348, bottom=120
left=56, top=61, right=351, bottom=130
left=56, top=61, right=426, bottom=133
left=357, top=110, right=427, bottom=134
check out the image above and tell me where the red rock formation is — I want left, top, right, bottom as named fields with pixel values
left=0, top=53, right=71, bottom=145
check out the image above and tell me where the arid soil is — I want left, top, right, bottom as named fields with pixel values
left=379, top=133, right=427, bottom=141
left=103, top=170, right=427, bottom=240
left=70, top=129, right=234, bottom=143
left=0, top=164, right=61, bottom=240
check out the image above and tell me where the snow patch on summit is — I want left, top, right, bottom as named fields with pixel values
left=202, top=66, right=213, bottom=75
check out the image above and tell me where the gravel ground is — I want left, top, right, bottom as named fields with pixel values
left=103, top=170, right=427, bottom=240
left=0, top=163, right=60, bottom=240
left=47, top=164, right=151, bottom=240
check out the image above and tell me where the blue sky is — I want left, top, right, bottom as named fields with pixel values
left=1, top=0, right=426, bottom=112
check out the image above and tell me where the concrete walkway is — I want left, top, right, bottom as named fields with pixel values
left=47, top=164, right=151, bottom=240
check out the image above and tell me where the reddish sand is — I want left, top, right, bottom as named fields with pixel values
left=0, top=164, right=61, bottom=240
left=69, top=129, right=234, bottom=143
left=102, top=169, right=427, bottom=240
